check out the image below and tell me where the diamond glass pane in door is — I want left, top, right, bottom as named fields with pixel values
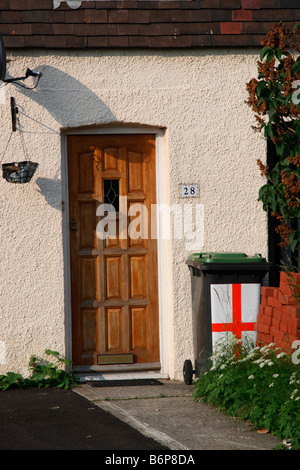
left=104, top=179, right=119, bottom=212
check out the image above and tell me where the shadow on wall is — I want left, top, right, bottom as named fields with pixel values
left=36, top=172, right=62, bottom=212
left=8, top=65, right=116, bottom=129
left=6, top=65, right=116, bottom=208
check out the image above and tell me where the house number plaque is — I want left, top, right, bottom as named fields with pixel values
left=179, top=184, right=200, bottom=198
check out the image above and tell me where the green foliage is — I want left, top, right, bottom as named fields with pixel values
left=194, top=334, right=300, bottom=449
left=0, top=372, right=26, bottom=391
left=0, top=350, right=79, bottom=391
left=246, top=23, right=300, bottom=253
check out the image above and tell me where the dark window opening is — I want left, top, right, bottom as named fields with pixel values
left=104, top=179, right=119, bottom=212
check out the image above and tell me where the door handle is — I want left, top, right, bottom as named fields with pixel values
left=70, top=220, right=78, bottom=231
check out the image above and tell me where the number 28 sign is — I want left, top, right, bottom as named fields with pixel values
left=179, top=184, right=200, bottom=198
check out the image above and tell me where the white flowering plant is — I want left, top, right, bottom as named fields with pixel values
left=193, top=333, right=300, bottom=449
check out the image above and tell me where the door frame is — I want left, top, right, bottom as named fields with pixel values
left=61, top=126, right=170, bottom=379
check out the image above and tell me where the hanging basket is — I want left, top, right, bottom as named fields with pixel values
left=2, top=161, right=38, bottom=184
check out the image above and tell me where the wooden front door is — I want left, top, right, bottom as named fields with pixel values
left=67, top=134, right=160, bottom=367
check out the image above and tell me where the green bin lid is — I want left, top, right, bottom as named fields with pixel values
left=187, top=252, right=266, bottom=263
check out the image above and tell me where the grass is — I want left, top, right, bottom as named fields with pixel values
left=193, top=334, right=300, bottom=450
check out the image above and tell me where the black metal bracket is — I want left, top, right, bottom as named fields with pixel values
left=10, top=96, right=18, bottom=132
left=4, top=68, right=42, bottom=84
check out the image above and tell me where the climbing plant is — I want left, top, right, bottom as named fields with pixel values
left=245, top=23, right=300, bottom=254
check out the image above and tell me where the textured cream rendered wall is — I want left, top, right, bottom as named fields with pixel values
left=0, top=49, right=267, bottom=380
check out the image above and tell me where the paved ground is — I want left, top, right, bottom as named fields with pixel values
left=75, top=379, right=283, bottom=451
left=0, top=379, right=283, bottom=451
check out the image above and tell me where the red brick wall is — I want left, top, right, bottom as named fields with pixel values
left=255, top=273, right=300, bottom=353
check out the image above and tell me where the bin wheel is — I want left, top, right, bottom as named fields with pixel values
left=183, top=359, right=194, bottom=385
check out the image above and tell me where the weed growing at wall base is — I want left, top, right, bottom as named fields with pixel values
left=0, top=350, right=79, bottom=390
left=193, top=334, right=300, bottom=449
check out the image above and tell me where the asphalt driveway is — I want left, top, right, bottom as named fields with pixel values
left=0, top=387, right=168, bottom=451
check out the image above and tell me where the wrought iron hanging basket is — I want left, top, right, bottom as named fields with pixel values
left=2, top=160, right=38, bottom=184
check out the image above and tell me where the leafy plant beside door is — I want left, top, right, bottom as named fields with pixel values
left=245, top=22, right=300, bottom=256
left=0, top=350, right=79, bottom=390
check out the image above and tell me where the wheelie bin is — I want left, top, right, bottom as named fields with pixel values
left=183, top=252, right=271, bottom=384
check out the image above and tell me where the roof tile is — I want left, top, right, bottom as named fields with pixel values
left=0, top=0, right=299, bottom=49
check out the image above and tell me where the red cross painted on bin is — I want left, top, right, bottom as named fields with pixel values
left=211, top=284, right=257, bottom=340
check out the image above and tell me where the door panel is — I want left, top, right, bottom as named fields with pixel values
left=67, top=134, right=160, bottom=367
